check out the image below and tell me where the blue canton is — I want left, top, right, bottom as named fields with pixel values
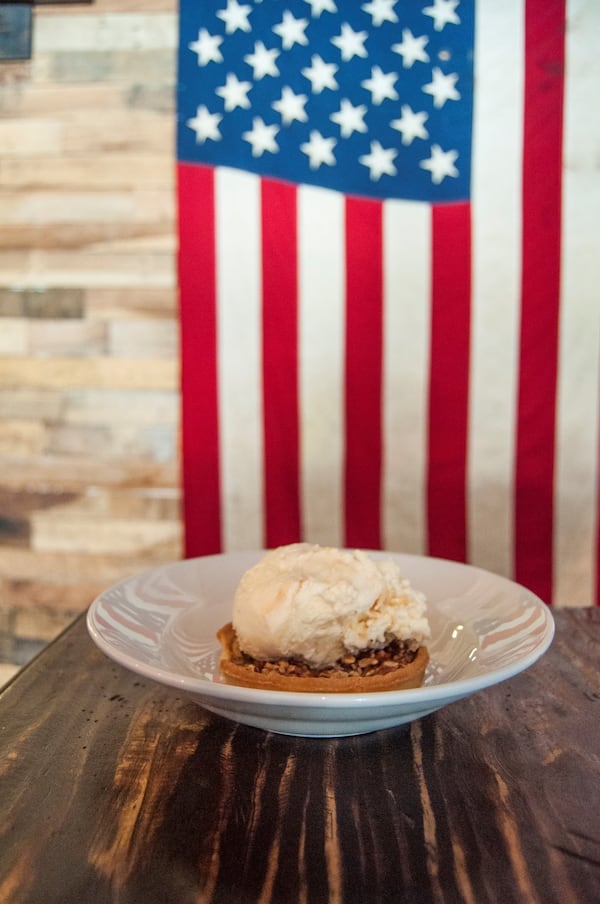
left=177, top=0, right=475, bottom=202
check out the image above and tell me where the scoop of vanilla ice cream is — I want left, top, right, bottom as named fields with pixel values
left=232, top=543, right=430, bottom=669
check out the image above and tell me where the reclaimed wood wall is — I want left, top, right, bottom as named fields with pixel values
left=0, top=0, right=180, bottom=679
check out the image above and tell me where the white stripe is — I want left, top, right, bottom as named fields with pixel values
left=554, top=0, right=600, bottom=607
left=382, top=200, right=430, bottom=555
left=468, top=0, right=524, bottom=578
left=298, top=184, right=345, bottom=547
left=215, top=168, right=264, bottom=550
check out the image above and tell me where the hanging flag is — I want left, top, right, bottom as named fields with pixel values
left=177, top=0, right=600, bottom=608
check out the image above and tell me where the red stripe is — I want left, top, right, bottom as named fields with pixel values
left=344, top=197, right=383, bottom=549
left=177, top=162, right=222, bottom=556
left=515, top=0, right=565, bottom=603
left=261, top=178, right=302, bottom=547
left=427, top=202, right=471, bottom=562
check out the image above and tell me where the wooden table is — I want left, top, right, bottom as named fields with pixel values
left=0, top=608, right=598, bottom=904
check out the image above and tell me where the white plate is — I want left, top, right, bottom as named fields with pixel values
left=86, top=551, right=554, bottom=738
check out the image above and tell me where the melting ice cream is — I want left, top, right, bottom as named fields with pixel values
left=232, top=543, right=430, bottom=669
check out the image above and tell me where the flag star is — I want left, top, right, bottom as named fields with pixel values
left=331, top=23, right=368, bottom=61
left=189, top=29, right=223, bottom=66
left=244, top=41, right=280, bottom=79
left=359, top=140, right=398, bottom=180
left=391, top=29, right=430, bottom=68
left=361, top=65, right=398, bottom=105
left=420, top=144, right=459, bottom=183
left=187, top=105, right=222, bottom=144
left=273, top=86, right=309, bottom=125
left=330, top=98, right=368, bottom=137
left=361, top=0, right=398, bottom=27
left=304, top=0, right=337, bottom=15
left=423, top=0, right=461, bottom=32
left=390, top=104, right=429, bottom=145
left=422, top=67, right=460, bottom=107
left=216, top=72, right=252, bottom=112
left=216, top=0, right=252, bottom=34
left=302, top=54, right=339, bottom=94
left=273, top=11, right=309, bottom=50
left=242, top=117, right=279, bottom=157
left=300, top=130, right=337, bottom=169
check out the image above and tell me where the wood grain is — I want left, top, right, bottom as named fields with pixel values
left=37, top=1, right=174, bottom=13
left=0, top=2, right=180, bottom=662
left=0, top=610, right=598, bottom=904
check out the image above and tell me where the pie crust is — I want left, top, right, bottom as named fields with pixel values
left=217, top=622, right=429, bottom=694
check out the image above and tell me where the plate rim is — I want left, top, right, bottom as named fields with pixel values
left=86, top=550, right=555, bottom=710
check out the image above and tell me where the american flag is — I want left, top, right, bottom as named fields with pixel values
left=177, top=0, right=600, bottom=607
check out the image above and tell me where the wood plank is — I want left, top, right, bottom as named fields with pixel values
left=23, top=487, right=179, bottom=521
left=61, top=388, right=178, bottom=425
left=0, top=575, right=135, bottom=613
left=0, top=119, right=62, bottom=156
left=84, top=287, right=176, bottom=319
left=28, top=320, right=107, bottom=357
left=3, top=80, right=174, bottom=116
left=13, top=607, right=80, bottom=643
left=0, top=545, right=181, bottom=589
left=0, top=454, right=178, bottom=491
left=0, top=249, right=175, bottom=288
left=0, top=189, right=174, bottom=223
left=34, top=14, right=177, bottom=53
left=62, top=109, right=174, bottom=153
left=107, top=320, right=177, bottom=358
left=0, top=420, right=47, bottom=456
left=47, top=423, right=177, bottom=460
left=0, top=61, right=30, bottom=85
left=0, top=155, right=173, bottom=190
left=38, top=0, right=175, bottom=12
left=2, top=83, right=124, bottom=116
left=0, top=389, right=64, bottom=421
left=0, top=319, right=28, bottom=356
left=31, top=512, right=182, bottom=555
left=0, top=358, right=177, bottom=390
left=32, top=48, right=176, bottom=88
left=0, top=222, right=173, bottom=252
left=0, top=664, right=19, bottom=689
left=0, top=287, right=84, bottom=318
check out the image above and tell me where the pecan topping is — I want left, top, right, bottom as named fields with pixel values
left=230, top=636, right=419, bottom=680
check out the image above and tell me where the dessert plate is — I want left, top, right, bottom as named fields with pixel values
left=87, top=551, right=554, bottom=737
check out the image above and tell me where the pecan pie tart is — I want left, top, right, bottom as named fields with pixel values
left=217, top=544, right=430, bottom=694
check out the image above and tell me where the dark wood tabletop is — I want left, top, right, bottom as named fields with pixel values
left=0, top=608, right=599, bottom=904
